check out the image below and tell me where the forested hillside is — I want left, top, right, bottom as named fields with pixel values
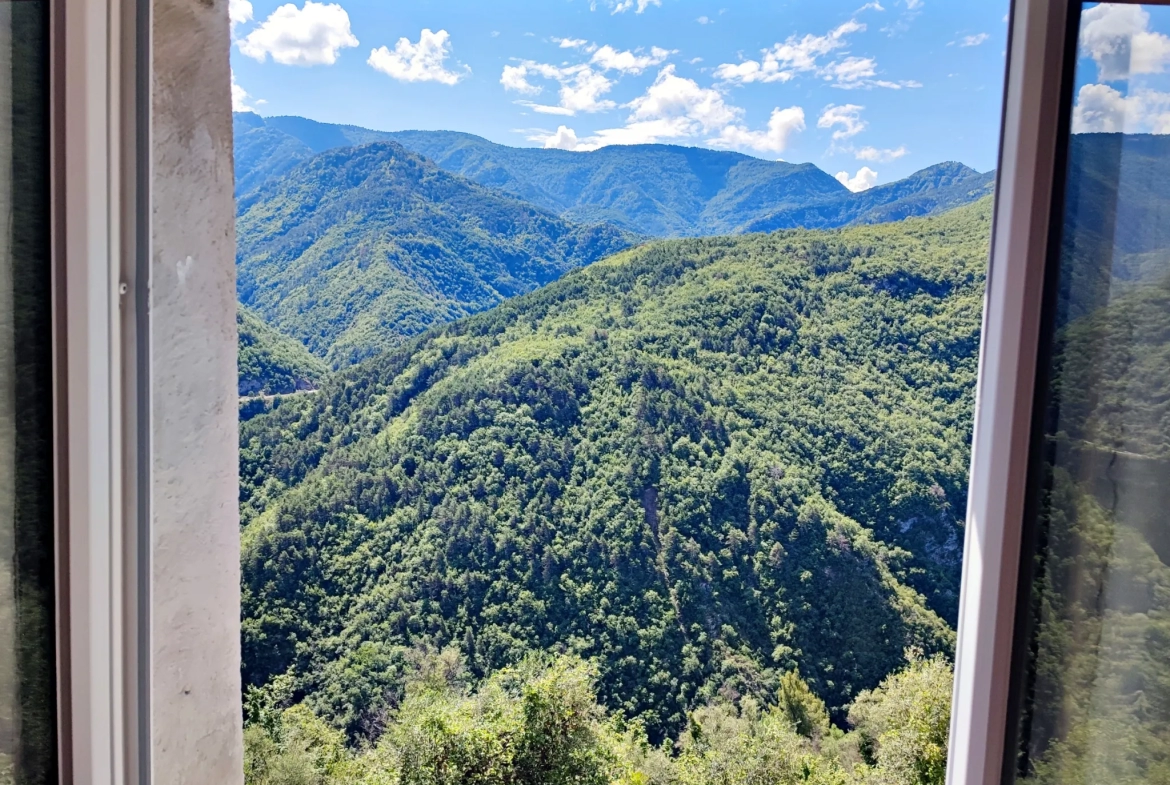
left=233, top=113, right=994, bottom=238
left=238, top=306, right=329, bottom=397
left=239, top=198, right=992, bottom=758
left=236, top=141, right=635, bottom=367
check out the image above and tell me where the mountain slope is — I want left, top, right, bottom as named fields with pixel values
left=233, top=113, right=995, bottom=238
left=236, top=141, right=636, bottom=367
left=238, top=198, right=992, bottom=743
left=237, top=305, right=328, bottom=397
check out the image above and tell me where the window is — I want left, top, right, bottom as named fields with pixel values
left=42, top=0, right=1170, bottom=783
left=1008, top=3, right=1170, bottom=783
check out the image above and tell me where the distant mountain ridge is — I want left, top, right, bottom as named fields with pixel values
left=236, top=139, right=636, bottom=367
left=234, top=112, right=995, bottom=238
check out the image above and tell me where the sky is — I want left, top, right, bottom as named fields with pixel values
left=229, top=0, right=1015, bottom=190
left=1071, top=4, right=1170, bottom=137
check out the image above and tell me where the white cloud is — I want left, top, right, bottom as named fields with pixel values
left=1072, top=83, right=1132, bottom=132
left=836, top=166, right=879, bottom=191
left=818, top=104, right=867, bottom=139
left=712, top=106, right=807, bottom=154
left=229, top=0, right=253, bottom=32
left=716, top=19, right=865, bottom=85
left=1071, top=83, right=1170, bottom=134
left=698, top=16, right=713, bottom=25
left=504, top=61, right=617, bottom=115
left=368, top=29, right=467, bottom=85
left=591, top=45, right=672, bottom=74
left=824, top=56, right=877, bottom=86
left=610, top=0, right=661, bottom=13
left=717, top=18, right=910, bottom=89
left=231, top=70, right=259, bottom=112
left=501, top=64, right=542, bottom=95
left=857, top=2, right=885, bottom=11
left=237, top=1, right=358, bottom=66
left=628, top=65, right=740, bottom=132
left=556, top=37, right=590, bottom=49
left=905, top=0, right=922, bottom=8
left=855, top=145, right=908, bottom=162
left=542, top=125, right=585, bottom=150
left=961, top=33, right=990, bottom=47
left=527, top=67, right=808, bottom=156
left=1080, top=3, right=1170, bottom=81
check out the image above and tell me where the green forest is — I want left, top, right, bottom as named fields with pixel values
left=236, top=141, right=634, bottom=367
left=237, top=197, right=996, bottom=784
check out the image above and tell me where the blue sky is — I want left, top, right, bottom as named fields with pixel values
left=229, top=0, right=1012, bottom=188
left=1071, top=4, right=1170, bottom=136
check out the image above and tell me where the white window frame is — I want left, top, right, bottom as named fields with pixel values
left=947, top=1, right=1170, bottom=783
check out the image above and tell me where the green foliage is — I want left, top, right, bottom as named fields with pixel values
left=777, top=671, right=831, bottom=740
left=240, top=200, right=991, bottom=745
left=236, top=141, right=635, bottom=366
left=847, top=653, right=953, bottom=785
left=242, top=652, right=952, bottom=785
left=234, top=113, right=994, bottom=240
left=239, top=305, right=330, bottom=397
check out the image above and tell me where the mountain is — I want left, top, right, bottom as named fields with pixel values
left=238, top=197, right=993, bottom=744
left=236, top=140, right=636, bottom=367
left=237, top=305, right=328, bottom=397
left=233, top=112, right=995, bottom=238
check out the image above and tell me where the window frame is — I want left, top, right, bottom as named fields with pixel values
left=946, top=2, right=1170, bottom=784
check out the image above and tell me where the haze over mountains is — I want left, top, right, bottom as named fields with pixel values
left=234, top=112, right=996, bottom=239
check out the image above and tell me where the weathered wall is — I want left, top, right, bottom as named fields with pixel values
left=149, top=0, right=242, bottom=780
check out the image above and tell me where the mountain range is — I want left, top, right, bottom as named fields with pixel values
left=237, top=140, right=635, bottom=368
left=234, top=112, right=996, bottom=239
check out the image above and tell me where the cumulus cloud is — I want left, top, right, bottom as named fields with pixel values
left=237, top=1, right=358, bottom=66
left=855, top=145, right=908, bottom=162
left=711, top=107, right=807, bottom=154
left=836, top=166, right=879, bottom=191
left=697, top=16, right=713, bottom=25
left=527, top=67, right=807, bottom=156
left=231, top=70, right=259, bottom=112
left=503, top=61, right=617, bottom=115
left=556, top=37, right=590, bottom=49
left=627, top=65, right=740, bottom=131
left=501, top=64, right=543, bottom=95
left=1080, top=3, right=1170, bottom=81
left=230, top=0, right=253, bottom=32
left=610, top=0, right=661, bottom=13
left=368, top=29, right=467, bottom=84
left=960, top=33, right=990, bottom=47
left=1071, top=83, right=1170, bottom=133
left=591, top=45, right=672, bottom=74
left=542, top=125, right=585, bottom=150
left=818, top=104, right=867, bottom=139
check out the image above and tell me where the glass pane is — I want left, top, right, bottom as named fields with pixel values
left=1012, top=3, right=1170, bottom=784
left=0, top=1, right=56, bottom=783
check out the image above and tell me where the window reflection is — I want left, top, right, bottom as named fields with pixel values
left=1013, top=4, right=1170, bottom=784
left=0, top=1, right=56, bottom=783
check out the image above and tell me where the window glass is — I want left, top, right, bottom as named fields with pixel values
left=1011, top=3, right=1170, bottom=783
left=0, top=1, right=56, bottom=783
left=231, top=2, right=1007, bottom=782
